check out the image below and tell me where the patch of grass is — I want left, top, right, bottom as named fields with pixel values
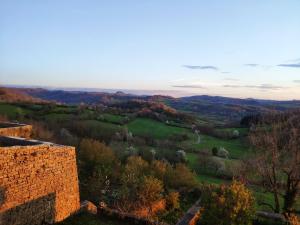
left=84, top=120, right=120, bottom=130
left=127, top=118, right=189, bottom=139
left=101, top=113, right=126, bottom=124
left=57, top=212, right=131, bottom=225
left=196, top=174, right=228, bottom=184
left=73, top=120, right=122, bottom=142
left=0, top=103, right=32, bottom=118
left=52, top=106, right=77, bottom=114
left=186, top=153, right=198, bottom=168
left=217, top=127, right=249, bottom=136
left=44, top=113, right=73, bottom=121
left=190, top=134, right=249, bottom=159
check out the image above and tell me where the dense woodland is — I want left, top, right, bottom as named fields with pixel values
left=0, top=87, right=299, bottom=225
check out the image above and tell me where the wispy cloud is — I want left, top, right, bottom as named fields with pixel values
left=182, top=65, right=218, bottom=70
left=286, top=58, right=300, bottom=63
left=224, top=78, right=239, bottom=81
left=277, top=63, right=300, bottom=68
left=172, top=85, right=205, bottom=89
left=244, top=64, right=259, bottom=67
left=244, top=63, right=272, bottom=70
left=223, top=84, right=285, bottom=90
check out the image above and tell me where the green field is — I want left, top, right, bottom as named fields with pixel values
left=57, top=213, right=131, bottom=225
left=190, top=134, right=249, bottom=159
left=80, top=120, right=121, bottom=132
left=101, top=113, right=126, bottom=124
left=217, top=127, right=249, bottom=136
left=45, top=113, right=74, bottom=121
left=127, top=118, right=190, bottom=139
left=0, top=103, right=32, bottom=118
left=51, top=106, right=78, bottom=114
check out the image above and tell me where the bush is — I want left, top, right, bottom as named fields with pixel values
left=233, top=129, right=240, bottom=138
left=199, top=181, right=255, bottom=225
left=122, top=156, right=149, bottom=181
left=165, top=191, right=180, bottom=210
left=176, top=150, right=187, bottom=163
left=150, top=160, right=168, bottom=180
left=165, top=163, right=198, bottom=191
left=116, top=174, right=164, bottom=215
left=217, top=147, right=229, bottom=158
left=78, top=139, right=120, bottom=202
left=137, top=176, right=164, bottom=208
left=212, top=147, right=218, bottom=156
left=285, top=213, right=300, bottom=225
left=79, top=139, right=116, bottom=166
left=30, top=121, right=55, bottom=142
left=197, top=155, right=225, bottom=175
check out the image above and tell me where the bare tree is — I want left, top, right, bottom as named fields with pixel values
left=248, top=111, right=300, bottom=214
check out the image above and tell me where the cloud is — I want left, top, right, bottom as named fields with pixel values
left=182, top=65, right=218, bottom=70
left=293, top=80, right=300, bottom=83
left=286, top=58, right=300, bottom=62
left=224, top=78, right=239, bottom=81
left=244, top=64, right=259, bottom=67
left=277, top=63, right=300, bottom=68
left=223, top=84, right=285, bottom=90
left=172, top=85, right=205, bottom=89
left=221, top=72, right=231, bottom=74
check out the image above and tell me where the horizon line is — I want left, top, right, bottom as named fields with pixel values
left=1, top=83, right=300, bottom=102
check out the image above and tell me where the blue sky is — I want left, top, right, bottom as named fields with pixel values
left=1, top=0, right=300, bottom=99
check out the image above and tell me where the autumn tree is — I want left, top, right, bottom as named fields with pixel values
left=165, top=163, right=198, bottom=191
left=79, top=139, right=120, bottom=202
left=200, top=181, right=255, bottom=225
left=248, top=112, right=300, bottom=213
left=115, top=156, right=164, bottom=215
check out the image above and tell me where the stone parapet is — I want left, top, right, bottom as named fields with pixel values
left=0, top=137, right=80, bottom=225
left=0, top=122, right=32, bottom=138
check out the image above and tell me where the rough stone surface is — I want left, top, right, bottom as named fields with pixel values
left=0, top=140, right=80, bottom=225
left=176, top=199, right=201, bottom=225
left=0, top=123, right=32, bottom=138
left=80, top=200, right=97, bottom=215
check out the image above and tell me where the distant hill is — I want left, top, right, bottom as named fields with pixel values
left=20, top=88, right=151, bottom=105
left=5, top=87, right=300, bottom=123
left=168, top=95, right=300, bottom=123
left=0, top=87, right=44, bottom=103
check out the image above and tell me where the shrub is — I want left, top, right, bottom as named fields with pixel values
left=116, top=174, right=164, bottom=216
left=79, top=139, right=120, bottom=202
left=197, top=155, right=225, bottom=175
left=31, top=121, right=55, bottom=142
left=150, top=160, right=168, bottom=180
left=212, top=147, right=218, bottom=156
left=200, top=181, right=255, bottom=225
left=218, top=147, right=229, bottom=158
left=165, top=163, right=198, bottom=191
left=137, top=176, right=164, bottom=208
left=165, top=191, right=180, bottom=210
left=176, top=150, right=187, bottom=163
left=79, top=138, right=116, bottom=166
left=285, top=213, right=300, bottom=225
left=233, top=129, right=240, bottom=138
left=123, top=156, right=149, bottom=179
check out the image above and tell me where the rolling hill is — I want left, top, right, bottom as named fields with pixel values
left=4, top=87, right=300, bottom=123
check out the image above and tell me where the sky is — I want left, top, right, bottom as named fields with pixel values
left=1, top=0, right=300, bottom=99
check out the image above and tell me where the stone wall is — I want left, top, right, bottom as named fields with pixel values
left=0, top=123, right=32, bottom=138
left=176, top=199, right=201, bottom=225
left=0, top=142, right=80, bottom=225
